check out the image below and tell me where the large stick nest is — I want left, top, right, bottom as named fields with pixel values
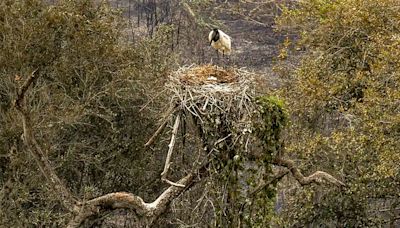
left=167, top=64, right=258, bottom=154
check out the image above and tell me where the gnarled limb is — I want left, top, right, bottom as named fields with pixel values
left=68, top=163, right=210, bottom=228
left=14, top=69, right=38, bottom=112
left=273, top=157, right=345, bottom=187
left=14, top=70, right=78, bottom=211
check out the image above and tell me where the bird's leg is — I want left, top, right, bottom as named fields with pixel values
left=216, top=50, right=220, bottom=65
left=226, top=52, right=230, bottom=66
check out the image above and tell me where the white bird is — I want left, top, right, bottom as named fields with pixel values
left=208, top=28, right=231, bottom=56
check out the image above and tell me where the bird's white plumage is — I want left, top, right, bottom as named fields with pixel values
left=208, top=29, right=231, bottom=55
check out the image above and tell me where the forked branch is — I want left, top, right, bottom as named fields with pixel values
left=68, top=166, right=206, bottom=228
left=15, top=72, right=207, bottom=226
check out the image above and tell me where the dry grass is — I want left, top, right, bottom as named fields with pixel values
left=178, top=64, right=239, bottom=85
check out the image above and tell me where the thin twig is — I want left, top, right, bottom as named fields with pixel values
left=162, top=178, right=185, bottom=188
left=139, top=88, right=167, bottom=113
left=214, top=133, right=232, bottom=146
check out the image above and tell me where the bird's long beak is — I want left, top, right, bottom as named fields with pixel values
left=209, top=40, right=212, bottom=45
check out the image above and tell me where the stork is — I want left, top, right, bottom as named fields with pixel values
left=208, top=28, right=232, bottom=57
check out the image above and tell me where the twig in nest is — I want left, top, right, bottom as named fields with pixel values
left=202, top=97, right=209, bottom=111
left=161, top=113, right=184, bottom=187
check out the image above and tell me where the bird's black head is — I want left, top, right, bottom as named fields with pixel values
left=210, top=28, right=220, bottom=45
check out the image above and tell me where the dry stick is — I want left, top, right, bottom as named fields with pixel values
left=214, top=133, right=232, bottom=146
left=144, top=105, right=176, bottom=147
left=161, top=113, right=185, bottom=188
left=14, top=69, right=39, bottom=110
left=14, top=70, right=78, bottom=211
left=202, top=97, right=209, bottom=111
left=273, top=156, right=345, bottom=187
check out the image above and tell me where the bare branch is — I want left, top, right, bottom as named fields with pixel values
left=162, top=178, right=186, bottom=188
left=145, top=105, right=176, bottom=147
left=273, top=157, right=345, bottom=187
left=214, top=133, right=232, bottom=146
left=161, top=113, right=181, bottom=186
left=182, top=2, right=196, bottom=19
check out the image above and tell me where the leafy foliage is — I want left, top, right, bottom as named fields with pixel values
left=239, top=95, right=288, bottom=227
left=275, top=0, right=400, bottom=226
left=254, top=95, right=288, bottom=160
left=0, top=0, right=175, bottom=226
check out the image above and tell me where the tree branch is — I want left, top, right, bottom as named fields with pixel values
left=161, top=113, right=185, bottom=187
left=14, top=69, right=38, bottom=112
left=273, top=157, right=345, bottom=187
left=14, top=71, right=78, bottom=211
left=145, top=105, right=176, bottom=147
left=68, top=164, right=208, bottom=228
left=181, top=2, right=218, bottom=29
left=250, top=169, right=289, bottom=197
